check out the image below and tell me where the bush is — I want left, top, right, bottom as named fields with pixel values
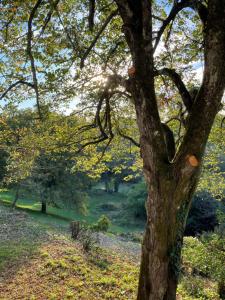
left=185, top=192, right=219, bottom=236
left=182, top=234, right=225, bottom=299
left=70, top=221, right=98, bottom=252
left=178, top=275, right=219, bottom=300
left=79, top=228, right=98, bottom=252
left=123, top=182, right=222, bottom=236
left=92, top=215, right=111, bottom=232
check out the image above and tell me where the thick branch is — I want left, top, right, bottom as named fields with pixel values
left=115, top=0, right=168, bottom=163
left=80, top=9, right=118, bottom=68
left=175, top=0, right=225, bottom=166
left=155, top=68, right=193, bottom=111
left=161, top=123, right=176, bottom=161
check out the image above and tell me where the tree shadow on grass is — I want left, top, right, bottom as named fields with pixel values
left=0, top=203, right=55, bottom=285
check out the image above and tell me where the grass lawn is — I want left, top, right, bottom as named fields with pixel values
left=0, top=187, right=144, bottom=234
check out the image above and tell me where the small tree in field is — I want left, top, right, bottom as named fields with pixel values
left=1, top=1, right=225, bottom=299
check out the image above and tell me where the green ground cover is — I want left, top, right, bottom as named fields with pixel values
left=0, top=203, right=223, bottom=300
left=0, top=187, right=143, bottom=234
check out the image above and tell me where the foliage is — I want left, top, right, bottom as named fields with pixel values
left=123, top=180, right=224, bottom=236
left=124, top=180, right=147, bottom=220
left=28, top=151, right=90, bottom=214
left=184, top=192, right=220, bottom=236
left=198, top=116, right=225, bottom=199
left=79, top=229, right=98, bottom=252
left=92, top=215, right=111, bottom=232
left=182, top=234, right=225, bottom=298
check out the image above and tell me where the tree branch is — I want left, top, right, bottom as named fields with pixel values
left=0, top=81, right=34, bottom=100
left=175, top=0, right=225, bottom=165
left=88, top=0, right=96, bottom=31
left=153, top=0, right=208, bottom=53
left=80, top=9, right=118, bottom=68
left=155, top=68, right=193, bottom=111
left=27, top=0, right=43, bottom=119
left=117, top=128, right=140, bottom=147
left=77, top=135, right=108, bottom=153
left=39, top=0, right=61, bottom=37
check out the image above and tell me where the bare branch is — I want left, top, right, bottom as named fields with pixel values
left=105, top=95, right=114, bottom=138
left=77, top=135, right=108, bottom=153
left=80, top=9, right=118, bottom=68
left=0, top=80, right=34, bottom=100
left=152, top=14, right=165, bottom=22
left=165, top=117, right=182, bottom=125
left=95, top=137, right=113, bottom=164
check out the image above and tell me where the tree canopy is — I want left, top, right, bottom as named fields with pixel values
left=1, top=1, right=225, bottom=299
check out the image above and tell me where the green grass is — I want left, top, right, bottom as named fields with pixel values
left=0, top=203, right=139, bottom=300
left=0, top=201, right=222, bottom=300
left=0, top=188, right=143, bottom=234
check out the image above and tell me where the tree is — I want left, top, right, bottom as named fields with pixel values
left=0, top=107, right=93, bottom=212
left=29, top=150, right=90, bottom=214
left=1, top=1, right=225, bottom=299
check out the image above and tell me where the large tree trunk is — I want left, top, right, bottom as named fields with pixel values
left=137, top=180, right=195, bottom=300
left=114, top=1, right=225, bottom=299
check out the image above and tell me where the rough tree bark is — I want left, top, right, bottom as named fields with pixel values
left=114, top=0, right=225, bottom=299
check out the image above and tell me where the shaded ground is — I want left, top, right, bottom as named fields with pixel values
left=0, top=204, right=140, bottom=300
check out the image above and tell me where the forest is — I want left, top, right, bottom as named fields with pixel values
left=0, top=0, right=225, bottom=300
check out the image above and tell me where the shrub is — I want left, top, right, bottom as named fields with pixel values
left=185, top=192, right=219, bottom=236
left=79, top=228, right=98, bottom=252
left=178, top=275, right=219, bottom=300
left=92, top=215, right=111, bottom=232
left=182, top=234, right=225, bottom=299
left=70, top=221, right=98, bottom=252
